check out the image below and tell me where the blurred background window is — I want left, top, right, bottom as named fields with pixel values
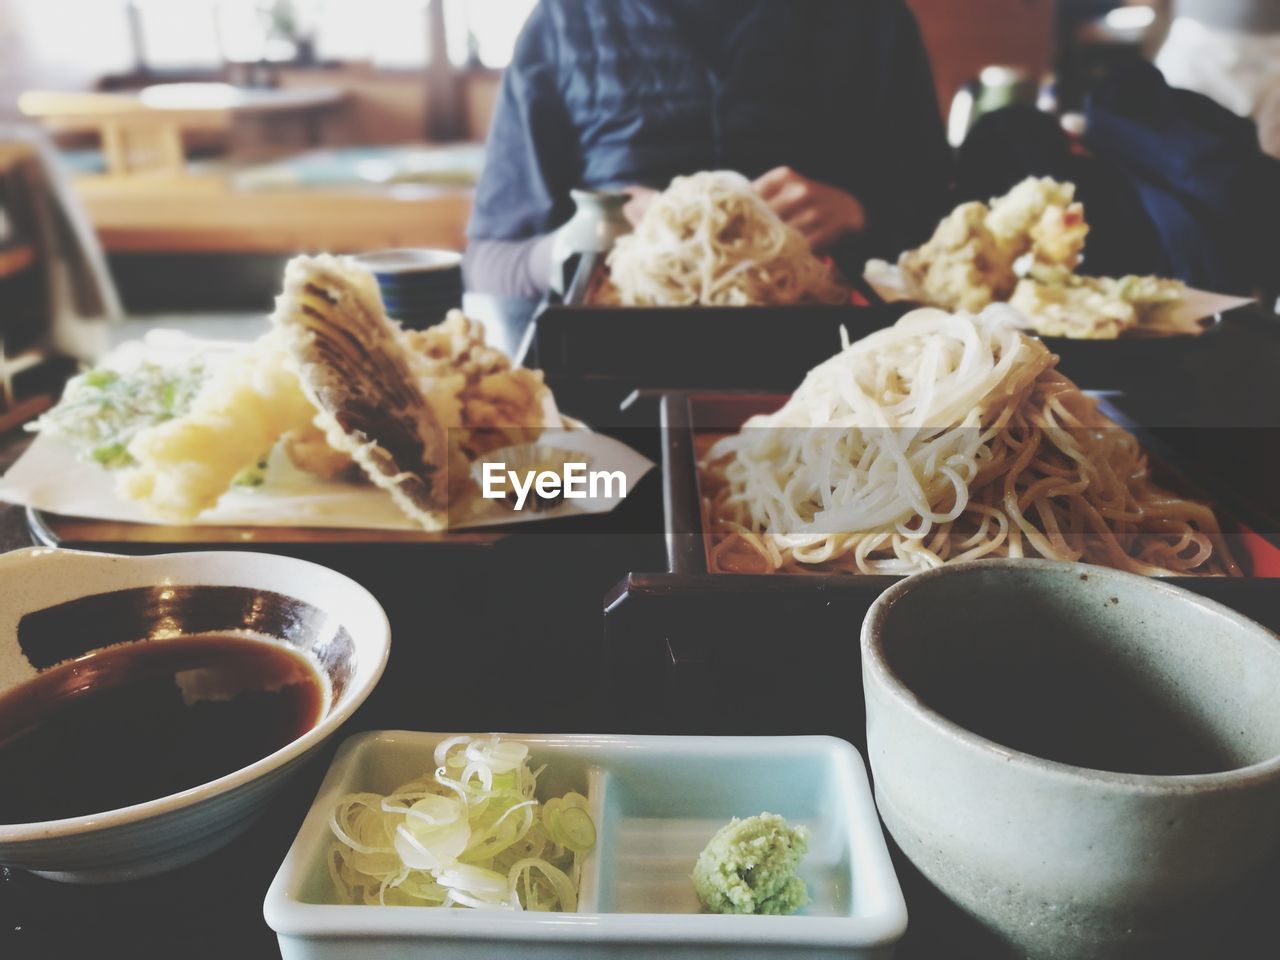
left=133, top=0, right=222, bottom=69
left=310, top=1, right=432, bottom=69
left=3, top=0, right=135, bottom=91
left=70, top=1, right=539, bottom=73
left=443, top=0, right=536, bottom=67
left=145, top=1, right=433, bottom=70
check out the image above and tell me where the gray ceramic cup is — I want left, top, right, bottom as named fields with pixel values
left=861, top=559, right=1280, bottom=960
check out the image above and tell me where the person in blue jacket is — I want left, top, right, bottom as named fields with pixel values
left=464, top=0, right=953, bottom=297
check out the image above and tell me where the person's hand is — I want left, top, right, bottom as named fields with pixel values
left=622, top=185, right=658, bottom=226
left=753, top=166, right=866, bottom=251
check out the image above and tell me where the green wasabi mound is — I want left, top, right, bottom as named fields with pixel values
left=691, top=812, right=810, bottom=915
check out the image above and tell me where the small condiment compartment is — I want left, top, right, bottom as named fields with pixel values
left=265, top=731, right=905, bottom=960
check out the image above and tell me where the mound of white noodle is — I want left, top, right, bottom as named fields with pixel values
left=603, top=171, right=848, bottom=306
left=702, top=307, right=1237, bottom=576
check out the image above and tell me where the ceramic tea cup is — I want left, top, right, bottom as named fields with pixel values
left=862, top=559, right=1280, bottom=959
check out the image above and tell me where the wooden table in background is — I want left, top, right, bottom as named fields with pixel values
left=19, top=85, right=346, bottom=177
left=76, top=177, right=473, bottom=254
left=16, top=84, right=478, bottom=255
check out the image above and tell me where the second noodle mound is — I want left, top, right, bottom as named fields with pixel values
left=602, top=171, right=849, bottom=307
left=701, top=307, right=1239, bottom=577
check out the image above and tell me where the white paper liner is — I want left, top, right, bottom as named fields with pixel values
left=0, top=332, right=654, bottom=532
left=862, top=261, right=1256, bottom=338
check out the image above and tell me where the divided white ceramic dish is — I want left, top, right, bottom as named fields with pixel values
left=264, top=732, right=906, bottom=960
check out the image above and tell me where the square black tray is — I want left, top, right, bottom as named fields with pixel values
left=535, top=286, right=1276, bottom=408
left=526, top=302, right=912, bottom=418
left=599, top=389, right=1280, bottom=747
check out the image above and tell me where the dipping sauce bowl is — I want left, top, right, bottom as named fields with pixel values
left=0, top=548, right=389, bottom=883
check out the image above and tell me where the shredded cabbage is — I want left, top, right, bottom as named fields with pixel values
left=327, top=735, right=595, bottom=911
left=28, top=359, right=207, bottom=468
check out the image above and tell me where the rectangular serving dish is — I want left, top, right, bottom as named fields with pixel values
left=264, top=731, right=906, bottom=960
left=597, top=390, right=1280, bottom=744
left=667, top=390, right=1280, bottom=576
left=562, top=252, right=1276, bottom=395
left=528, top=304, right=910, bottom=391
left=1039, top=301, right=1275, bottom=393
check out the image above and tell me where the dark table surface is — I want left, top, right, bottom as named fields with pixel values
left=3, top=302, right=1280, bottom=959
left=0, top=428, right=681, bottom=960
left=0, top=438, right=33, bottom=554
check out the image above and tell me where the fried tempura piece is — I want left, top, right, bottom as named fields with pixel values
left=273, top=255, right=450, bottom=529
left=282, top=422, right=357, bottom=481
left=901, top=178, right=1090, bottom=314
left=985, top=177, right=1077, bottom=251
left=403, top=310, right=552, bottom=458
left=1027, top=202, right=1088, bottom=273
left=1010, top=278, right=1135, bottom=339
left=119, top=259, right=554, bottom=527
left=1010, top=273, right=1186, bottom=339
left=893, top=177, right=1186, bottom=339
left=899, top=201, right=1013, bottom=312
left=119, top=331, right=316, bottom=520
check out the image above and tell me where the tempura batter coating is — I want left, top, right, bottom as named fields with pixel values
left=889, top=177, right=1182, bottom=338
left=118, top=257, right=555, bottom=526
left=119, top=331, right=315, bottom=521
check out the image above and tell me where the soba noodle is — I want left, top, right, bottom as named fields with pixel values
left=701, top=307, right=1240, bottom=577
left=602, top=171, right=849, bottom=306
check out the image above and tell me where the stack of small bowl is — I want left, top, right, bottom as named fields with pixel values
left=355, top=248, right=464, bottom=330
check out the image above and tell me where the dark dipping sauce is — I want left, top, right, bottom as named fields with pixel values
left=0, top=635, right=325, bottom=824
